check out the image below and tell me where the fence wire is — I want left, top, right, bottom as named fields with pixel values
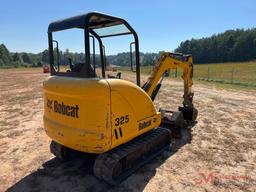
left=168, top=66, right=256, bottom=87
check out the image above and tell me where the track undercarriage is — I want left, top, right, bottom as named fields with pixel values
left=50, top=106, right=197, bottom=185
left=50, top=127, right=171, bottom=185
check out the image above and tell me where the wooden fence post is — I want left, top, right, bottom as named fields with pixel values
left=231, top=67, right=234, bottom=83
left=207, top=67, right=210, bottom=80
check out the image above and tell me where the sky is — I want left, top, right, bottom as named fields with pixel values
left=0, top=0, right=255, bottom=54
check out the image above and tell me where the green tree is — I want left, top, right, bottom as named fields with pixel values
left=0, top=44, right=11, bottom=66
left=13, top=52, right=21, bottom=62
left=22, top=53, right=32, bottom=64
left=175, top=28, right=256, bottom=63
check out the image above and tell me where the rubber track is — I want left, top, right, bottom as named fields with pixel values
left=93, top=127, right=171, bottom=185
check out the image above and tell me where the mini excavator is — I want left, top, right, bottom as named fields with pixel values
left=43, top=12, right=197, bottom=185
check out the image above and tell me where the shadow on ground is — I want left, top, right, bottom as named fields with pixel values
left=7, top=126, right=195, bottom=192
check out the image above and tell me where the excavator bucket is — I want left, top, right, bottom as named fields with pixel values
left=179, top=106, right=198, bottom=124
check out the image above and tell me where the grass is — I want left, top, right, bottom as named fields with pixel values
left=126, top=61, right=256, bottom=87
left=193, top=61, right=256, bottom=85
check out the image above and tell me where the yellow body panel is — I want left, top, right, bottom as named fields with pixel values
left=107, top=79, right=161, bottom=148
left=43, top=76, right=161, bottom=154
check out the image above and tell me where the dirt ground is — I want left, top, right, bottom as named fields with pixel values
left=0, top=68, right=255, bottom=192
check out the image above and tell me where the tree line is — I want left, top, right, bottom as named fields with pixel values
left=0, top=44, right=160, bottom=68
left=175, top=28, right=256, bottom=63
left=1, top=28, right=256, bottom=68
left=0, top=44, right=45, bottom=68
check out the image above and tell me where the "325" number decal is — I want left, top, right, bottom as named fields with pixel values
left=115, top=115, right=129, bottom=126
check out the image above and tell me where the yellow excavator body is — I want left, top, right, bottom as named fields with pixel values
left=44, top=12, right=198, bottom=185
left=43, top=77, right=161, bottom=154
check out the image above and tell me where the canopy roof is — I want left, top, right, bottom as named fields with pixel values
left=48, top=12, right=133, bottom=38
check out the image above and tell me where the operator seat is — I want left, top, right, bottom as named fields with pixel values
left=69, top=61, right=97, bottom=77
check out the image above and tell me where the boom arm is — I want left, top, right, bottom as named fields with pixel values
left=142, top=52, right=194, bottom=108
